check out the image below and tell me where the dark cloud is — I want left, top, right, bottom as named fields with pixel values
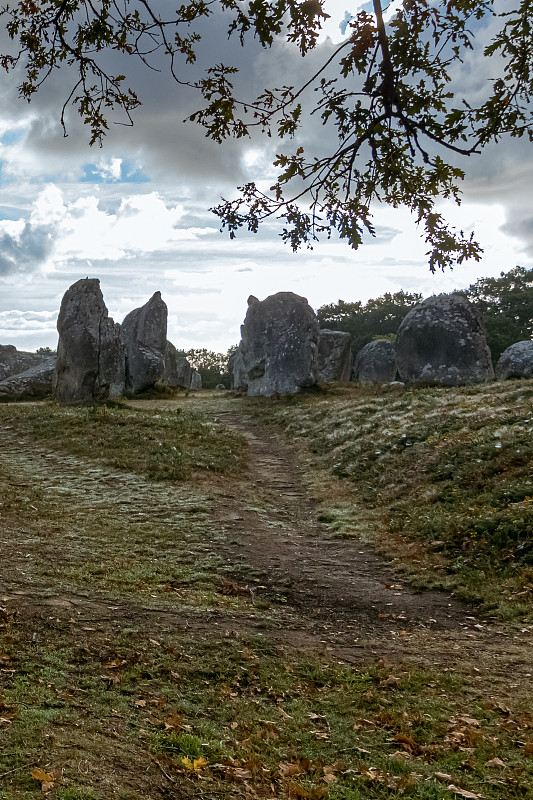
left=0, top=221, right=56, bottom=276
left=0, top=1, right=531, bottom=259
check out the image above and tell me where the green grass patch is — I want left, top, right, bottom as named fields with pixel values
left=0, top=402, right=245, bottom=481
left=0, top=619, right=531, bottom=800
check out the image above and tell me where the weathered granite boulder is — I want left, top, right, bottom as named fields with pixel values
left=318, top=329, right=352, bottom=383
left=227, top=347, right=248, bottom=392
left=240, top=292, right=320, bottom=396
left=99, top=316, right=126, bottom=398
left=395, top=294, right=494, bottom=386
left=352, top=339, right=397, bottom=384
left=0, top=357, right=56, bottom=401
left=495, top=341, right=533, bottom=380
left=0, top=344, right=49, bottom=381
left=190, top=371, right=202, bottom=391
left=163, top=342, right=192, bottom=390
left=176, top=356, right=192, bottom=390
left=53, top=279, right=125, bottom=404
left=122, top=292, right=167, bottom=395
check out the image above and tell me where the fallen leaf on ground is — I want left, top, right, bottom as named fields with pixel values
left=434, top=772, right=453, bottom=782
left=278, top=707, right=293, bottom=719
left=181, top=757, right=206, bottom=773
left=395, top=733, right=420, bottom=754
left=458, top=715, right=480, bottom=727
left=380, top=676, right=401, bottom=688
left=279, top=761, right=308, bottom=778
left=163, top=712, right=182, bottom=731
left=233, top=767, right=253, bottom=780
left=485, top=757, right=506, bottom=768
left=447, top=784, right=483, bottom=799
left=31, top=767, right=55, bottom=791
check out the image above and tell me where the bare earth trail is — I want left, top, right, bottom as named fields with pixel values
left=1, top=399, right=531, bottom=683
left=138, top=399, right=531, bottom=682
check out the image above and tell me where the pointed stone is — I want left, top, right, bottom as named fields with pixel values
left=122, top=292, right=167, bottom=395
left=53, top=278, right=124, bottom=404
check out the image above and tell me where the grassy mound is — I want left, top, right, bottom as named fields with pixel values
left=249, top=380, right=533, bottom=619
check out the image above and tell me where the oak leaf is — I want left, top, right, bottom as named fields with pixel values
left=31, top=767, right=54, bottom=792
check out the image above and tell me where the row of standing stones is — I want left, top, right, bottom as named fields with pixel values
left=229, top=291, right=533, bottom=396
left=0, top=278, right=202, bottom=404
left=0, top=281, right=532, bottom=403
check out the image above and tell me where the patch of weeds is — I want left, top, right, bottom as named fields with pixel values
left=56, top=789, right=100, bottom=800
left=151, top=731, right=204, bottom=759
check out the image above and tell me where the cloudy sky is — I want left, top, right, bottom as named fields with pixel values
left=0, top=0, right=531, bottom=353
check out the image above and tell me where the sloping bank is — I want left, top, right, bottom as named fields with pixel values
left=247, top=380, right=533, bottom=621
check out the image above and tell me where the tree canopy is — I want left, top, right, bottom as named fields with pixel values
left=317, top=290, right=422, bottom=354
left=319, top=266, right=533, bottom=363
left=2, top=1, right=532, bottom=270
left=463, top=265, right=533, bottom=362
left=183, top=348, right=232, bottom=388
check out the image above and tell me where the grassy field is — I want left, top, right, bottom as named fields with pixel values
left=0, top=393, right=532, bottom=799
left=249, top=380, right=533, bottom=621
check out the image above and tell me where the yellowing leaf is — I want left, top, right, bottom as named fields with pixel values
left=181, top=756, right=206, bottom=772
left=31, top=767, right=55, bottom=791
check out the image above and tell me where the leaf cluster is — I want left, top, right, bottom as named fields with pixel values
left=1, top=1, right=532, bottom=268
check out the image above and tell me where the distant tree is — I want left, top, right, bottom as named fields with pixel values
left=463, top=266, right=533, bottom=363
left=318, top=290, right=422, bottom=355
left=185, top=348, right=231, bottom=389
left=36, top=346, right=56, bottom=355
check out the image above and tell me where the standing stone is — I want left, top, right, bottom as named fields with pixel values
left=352, top=339, right=397, bottom=384
left=53, top=278, right=125, bottom=404
left=318, top=330, right=352, bottom=383
left=240, top=292, right=320, bottom=396
left=190, top=371, right=202, bottom=391
left=495, top=341, right=533, bottom=380
left=227, top=347, right=248, bottom=392
left=163, top=341, right=192, bottom=389
left=0, top=345, right=49, bottom=381
left=99, top=316, right=125, bottom=398
left=396, top=294, right=494, bottom=386
left=163, top=340, right=179, bottom=387
left=0, top=357, right=56, bottom=401
left=122, top=292, right=167, bottom=395
left=176, top=356, right=192, bottom=390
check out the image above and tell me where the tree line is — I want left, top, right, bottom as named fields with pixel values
left=318, top=266, right=533, bottom=365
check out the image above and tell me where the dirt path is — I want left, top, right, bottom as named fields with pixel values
left=202, top=407, right=533, bottom=676
left=1, top=401, right=531, bottom=680
left=212, top=409, right=467, bottom=623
